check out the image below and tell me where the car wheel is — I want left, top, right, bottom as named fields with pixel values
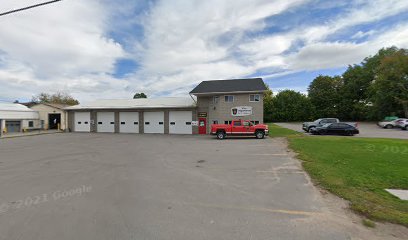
left=346, top=130, right=353, bottom=136
left=403, top=125, right=408, bottom=130
left=216, top=131, right=226, bottom=140
left=308, top=127, right=315, bottom=133
left=255, top=130, right=265, bottom=139
left=385, top=124, right=393, bottom=129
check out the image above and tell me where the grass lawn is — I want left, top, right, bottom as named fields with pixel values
left=289, top=136, right=408, bottom=226
left=266, top=123, right=301, bottom=137
left=267, top=123, right=408, bottom=225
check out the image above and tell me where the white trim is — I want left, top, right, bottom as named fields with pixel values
left=224, top=95, right=234, bottom=103
left=213, top=96, right=219, bottom=104
left=192, top=90, right=266, bottom=95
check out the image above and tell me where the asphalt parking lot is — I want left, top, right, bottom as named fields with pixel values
left=276, top=122, right=408, bottom=139
left=0, top=134, right=402, bottom=240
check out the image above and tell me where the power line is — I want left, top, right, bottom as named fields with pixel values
left=0, top=0, right=63, bottom=17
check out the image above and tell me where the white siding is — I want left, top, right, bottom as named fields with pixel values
left=169, top=111, right=192, bottom=134
left=144, top=112, right=164, bottom=134
left=74, top=112, right=91, bottom=132
left=119, top=112, right=139, bottom=133
left=96, top=112, right=115, bottom=133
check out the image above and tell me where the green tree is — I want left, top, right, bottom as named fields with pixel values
left=32, top=92, right=79, bottom=105
left=270, top=90, right=314, bottom=122
left=372, top=49, right=408, bottom=118
left=263, top=86, right=273, bottom=122
left=308, top=75, right=342, bottom=117
left=336, top=47, right=401, bottom=120
left=133, top=93, right=147, bottom=99
left=338, top=65, right=372, bottom=120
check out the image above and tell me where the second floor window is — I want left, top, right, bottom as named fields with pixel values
left=224, top=95, right=234, bottom=102
left=249, top=94, right=260, bottom=102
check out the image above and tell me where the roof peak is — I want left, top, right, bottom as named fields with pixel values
left=190, top=78, right=267, bottom=94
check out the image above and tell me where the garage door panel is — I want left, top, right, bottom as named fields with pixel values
left=169, top=111, right=192, bottom=134
left=74, top=112, right=90, bottom=132
left=97, top=112, right=115, bottom=133
left=119, top=112, right=139, bottom=133
left=144, top=112, right=164, bottom=134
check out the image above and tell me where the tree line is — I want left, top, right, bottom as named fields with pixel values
left=264, top=46, right=408, bottom=122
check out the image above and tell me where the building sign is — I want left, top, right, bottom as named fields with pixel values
left=198, top=112, right=207, bottom=118
left=231, top=106, right=253, bottom=116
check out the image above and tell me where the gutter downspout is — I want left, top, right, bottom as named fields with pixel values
left=189, top=93, right=197, bottom=105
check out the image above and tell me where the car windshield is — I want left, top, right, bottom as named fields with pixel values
left=243, top=121, right=252, bottom=126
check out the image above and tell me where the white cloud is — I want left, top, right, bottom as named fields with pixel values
left=1, top=0, right=408, bottom=102
left=130, top=0, right=310, bottom=94
left=351, top=30, right=377, bottom=39
left=0, top=0, right=127, bottom=101
left=298, top=0, right=408, bottom=44
left=129, top=0, right=408, bottom=97
left=289, top=23, right=408, bottom=71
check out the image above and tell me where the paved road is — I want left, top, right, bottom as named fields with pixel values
left=0, top=134, right=404, bottom=239
left=276, top=122, right=408, bottom=139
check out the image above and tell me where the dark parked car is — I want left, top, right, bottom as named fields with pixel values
left=302, top=118, right=339, bottom=132
left=310, top=123, right=359, bottom=136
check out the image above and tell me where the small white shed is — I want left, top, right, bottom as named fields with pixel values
left=0, top=102, right=40, bottom=133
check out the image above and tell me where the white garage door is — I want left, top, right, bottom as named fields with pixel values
left=144, top=111, right=164, bottom=134
left=74, top=112, right=91, bottom=132
left=97, top=112, right=115, bottom=133
left=119, top=112, right=139, bottom=133
left=169, top=111, right=192, bottom=134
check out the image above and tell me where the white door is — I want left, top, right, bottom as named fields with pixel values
left=74, top=112, right=90, bottom=132
left=169, top=111, right=192, bottom=134
left=119, top=112, right=139, bottom=133
left=97, top=112, right=115, bottom=133
left=144, top=112, right=164, bottom=134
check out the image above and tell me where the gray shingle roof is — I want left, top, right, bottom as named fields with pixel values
left=190, top=78, right=267, bottom=94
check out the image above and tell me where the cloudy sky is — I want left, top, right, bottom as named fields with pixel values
left=1, top=0, right=408, bottom=103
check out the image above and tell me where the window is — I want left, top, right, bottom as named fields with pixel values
left=134, top=122, right=138, bottom=125
left=233, top=121, right=242, bottom=126
left=243, top=121, right=252, bottom=126
left=159, top=122, right=164, bottom=125
left=145, top=122, right=150, bottom=125
left=249, top=94, right=260, bottom=102
left=28, top=121, right=34, bottom=127
left=224, top=120, right=232, bottom=125
left=110, top=122, right=114, bottom=124
left=170, top=122, right=176, bottom=125
left=84, top=122, right=88, bottom=124
left=185, top=122, right=192, bottom=125
left=98, top=122, right=102, bottom=124
left=212, top=120, right=218, bottom=124
left=77, top=122, right=82, bottom=124
left=121, top=122, right=125, bottom=125
left=251, top=120, right=260, bottom=125
left=213, top=96, right=219, bottom=104
left=224, top=95, right=234, bottom=102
